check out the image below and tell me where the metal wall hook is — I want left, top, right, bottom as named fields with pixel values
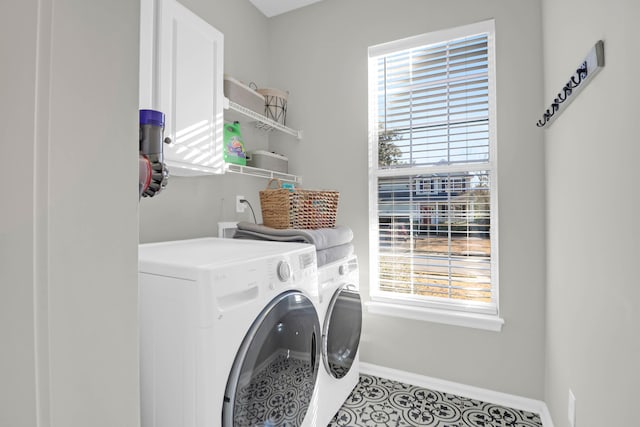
left=536, top=41, right=605, bottom=128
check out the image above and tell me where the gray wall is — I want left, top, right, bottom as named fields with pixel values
left=267, top=0, right=547, bottom=399
left=2, top=0, right=141, bottom=426
left=139, top=0, right=272, bottom=243
left=542, top=0, right=640, bottom=426
left=1, top=1, right=40, bottom=425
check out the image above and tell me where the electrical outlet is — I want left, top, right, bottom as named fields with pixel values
left=236, top=195, right=246, bottom=213
left=568, top=389, right=576, bottom=427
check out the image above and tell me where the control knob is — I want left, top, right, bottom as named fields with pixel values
left=277, top=261, right=291, bottom=282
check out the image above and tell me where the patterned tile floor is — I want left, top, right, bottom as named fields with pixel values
left=328, top=374, right=543, bottom=427
left=233, top=353, right=315, bottom=426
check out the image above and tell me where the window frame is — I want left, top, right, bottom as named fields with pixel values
left=366, top=20, right=503, bottom=331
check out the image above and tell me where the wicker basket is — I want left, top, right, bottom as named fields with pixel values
left=259, top=179, right=339, bottom=229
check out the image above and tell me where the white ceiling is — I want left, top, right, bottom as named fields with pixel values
left=248, top=0, right=325, bottom=17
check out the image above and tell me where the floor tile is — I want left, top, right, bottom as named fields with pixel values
left=328, top=374, right=543, bottom=427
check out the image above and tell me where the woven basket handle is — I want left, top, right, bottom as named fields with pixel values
left=265, top=178, right=282, bottom=189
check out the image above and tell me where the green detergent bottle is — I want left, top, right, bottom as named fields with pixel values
left=223, top=121, right=247, bottom=166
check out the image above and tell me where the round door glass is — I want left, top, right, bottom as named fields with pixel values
left=323, top=285, right=362, bottom=379
left=223, top=291, right=320, bottom=427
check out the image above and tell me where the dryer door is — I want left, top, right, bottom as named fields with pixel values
left=223, top=291, right=320, bottom=427
left=322, top=284, right=362, bottom=379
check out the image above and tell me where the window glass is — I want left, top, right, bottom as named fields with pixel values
left=369, top=20, right=498, bottom=316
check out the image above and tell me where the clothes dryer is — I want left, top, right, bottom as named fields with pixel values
left=139, top=237, right=321, bottom=427
left=311, top=255, right=362, bottom=426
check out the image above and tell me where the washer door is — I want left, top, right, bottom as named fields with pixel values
left=223, top=291, right=320, bottom=427
left=322, top=284, right=362, bottom=379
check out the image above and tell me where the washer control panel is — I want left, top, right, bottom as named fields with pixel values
left=264, top=246, right=318, bottom=293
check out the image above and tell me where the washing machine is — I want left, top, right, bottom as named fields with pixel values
left=139, top=237, right=322, bottom=427
left=311, top=255, right=362, bottom=426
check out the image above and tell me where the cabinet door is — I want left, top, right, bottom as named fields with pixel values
left=158, top=0, right=224, bottom=175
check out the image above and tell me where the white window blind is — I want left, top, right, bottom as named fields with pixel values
left=368, top=20, right=498, bottom=317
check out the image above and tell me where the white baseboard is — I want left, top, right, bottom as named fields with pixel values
left=538, top=404, right=554, bottom=427
left=360, top=362, right=554, bottom=427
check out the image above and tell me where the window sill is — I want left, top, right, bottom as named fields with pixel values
left=365, top=300, right=504, bottom=332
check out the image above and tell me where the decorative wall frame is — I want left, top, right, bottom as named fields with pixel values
left=537, top=40, right=605, bottom=128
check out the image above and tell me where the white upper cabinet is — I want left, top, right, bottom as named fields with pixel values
left=140, top=0, right=224, bottom=175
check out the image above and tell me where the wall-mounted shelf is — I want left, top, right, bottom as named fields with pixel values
left=222, top=97, right=302, bottom=182
left=224, top=97, right=303, bottom=139
left=225, top=163, right=301, bottom=184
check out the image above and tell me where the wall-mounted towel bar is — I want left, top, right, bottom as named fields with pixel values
left=537, top=40, right=605, bottom=128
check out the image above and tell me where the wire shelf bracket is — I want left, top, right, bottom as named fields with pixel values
left=225, top=98, right=303, bottom=139
left=225, top=163, right=301, bottom=184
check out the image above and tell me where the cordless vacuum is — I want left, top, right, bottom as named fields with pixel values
left=139, top=109, right=169, bottom=199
